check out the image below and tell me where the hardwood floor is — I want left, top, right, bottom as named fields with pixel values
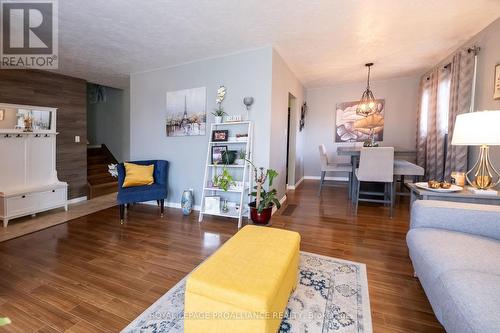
left=0, top=180, right=444, bottom=332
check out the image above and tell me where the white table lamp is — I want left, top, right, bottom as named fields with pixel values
left=452, top=110, right=500, bottom=189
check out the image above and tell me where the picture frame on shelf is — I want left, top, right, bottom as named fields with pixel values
left=211, top=145, right=228, bottom=164
left=204, top=196, right=221, bottom=214
left=494, top=64, right=500, bottom=100
left=212, top=129, right=229, bottom=142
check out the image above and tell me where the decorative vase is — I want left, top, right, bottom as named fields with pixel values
left=214, top=116, right=223, bottom=124
left=249, top=202, right=273, bottom=225
left=181, top=189, right=194, bottom=215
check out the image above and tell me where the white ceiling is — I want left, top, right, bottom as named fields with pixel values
left=57, top=0, right=500, bottom=89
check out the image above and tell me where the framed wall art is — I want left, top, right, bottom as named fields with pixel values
left=335, top=99, right=385, bottom=143
left=166, top=87, right=207, bottom=136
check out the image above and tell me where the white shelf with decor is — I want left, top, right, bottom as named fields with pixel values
left=0, top=103, right=68, bottom=228
left=199, top=121, right=253, bottom=228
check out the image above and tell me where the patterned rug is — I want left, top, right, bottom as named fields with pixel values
left=122, top=251, right=372, bottom=333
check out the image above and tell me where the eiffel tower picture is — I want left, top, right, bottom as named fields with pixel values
left=166, top=87, right=207, bottom=137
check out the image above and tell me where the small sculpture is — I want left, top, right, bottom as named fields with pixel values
left=243, top=97, right=254, bottom=110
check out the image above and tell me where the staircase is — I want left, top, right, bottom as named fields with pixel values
left=87, top=145, right=118, bottom=199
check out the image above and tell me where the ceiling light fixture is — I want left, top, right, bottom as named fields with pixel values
left=356, top=63, right=377, bottom=117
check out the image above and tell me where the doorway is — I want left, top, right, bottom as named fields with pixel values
left=286, top=94, right=297, bottom=187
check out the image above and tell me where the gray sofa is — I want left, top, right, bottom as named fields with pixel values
left=407, top=200, right=500, bottom=333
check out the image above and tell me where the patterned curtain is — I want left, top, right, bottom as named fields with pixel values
left=416, top=69, right=446, bottom=180
left=444, top=50, right=475, bottom=177
left=416, top=49, right=474, bottom=180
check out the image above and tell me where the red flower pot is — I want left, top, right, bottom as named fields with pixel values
left=249, top=202, right=273, bottom=225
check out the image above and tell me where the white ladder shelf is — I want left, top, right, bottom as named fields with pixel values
left=198, top=121, right=253, bottom=228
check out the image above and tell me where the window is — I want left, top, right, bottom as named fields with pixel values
left=437, top=73, right=451, bottom=134
left=419, top=89, right=429, bottom=137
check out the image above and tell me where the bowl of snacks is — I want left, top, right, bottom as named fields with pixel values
left=416, top=180, right=462, bottom=192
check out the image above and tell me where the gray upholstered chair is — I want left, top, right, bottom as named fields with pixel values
left=318, top=144, right=352, bottom=196
left=354, top=147, right=395, bottom=216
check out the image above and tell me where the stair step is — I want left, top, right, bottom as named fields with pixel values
left=89, top=181, right=118, bottom=199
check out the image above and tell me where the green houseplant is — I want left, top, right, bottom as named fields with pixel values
left=247, top=160, right=281, bottom=225
left=212, top=86, right=227, bottom=123
left=212, top=163, right=235, bottom=213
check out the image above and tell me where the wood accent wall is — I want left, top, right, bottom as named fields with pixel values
left=0, top=70, right=87, bottom=199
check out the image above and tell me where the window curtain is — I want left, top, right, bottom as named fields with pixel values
left=444, top=50, right=475, bottom=177
left=416, top=49, right=475, bottom=180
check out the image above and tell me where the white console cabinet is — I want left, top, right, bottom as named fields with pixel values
left=0, top=103, right=68, bottom=227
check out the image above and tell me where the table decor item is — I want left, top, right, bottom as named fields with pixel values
left=181, top=189, right=194, bottom=215
left=451, top=171, right=466, bottom=186
left=452, top=110, right=500, bottom=189
left=415, top=182, right=462, bottom=193
left=235, top=133, right=248, bottom=141
left=221, top=150, right=237, bottom=164
left=234, top=150, right=246, bottom=165
left=243, top=96, right=254, bottom=120
left=211, top=146, right=227, bottom=164
left=204, top=196, right=220, bottom=214
left=225, top=115, right=242, bottom=122
left=212, top=86, right=227, bottom=123
left=212, top=129, right=228, bottom=141
left=243, top=97, right=254, bottom=110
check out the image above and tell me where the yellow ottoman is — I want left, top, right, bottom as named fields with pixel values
left=184, top=225, right=301, bottom=333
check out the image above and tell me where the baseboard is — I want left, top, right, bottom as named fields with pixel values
left=304, top=175, right=349, bottom=182
left=287, top=176, right=304, bottom=190
left=67, top=196, right=87, bottom=205
left=140, top=200, right=201, bottom=211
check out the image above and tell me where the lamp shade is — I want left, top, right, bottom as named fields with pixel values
left=452, top=110, right=500, bottom=146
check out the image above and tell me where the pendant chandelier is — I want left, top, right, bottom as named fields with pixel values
left=356, top=63, right=377, bottom=116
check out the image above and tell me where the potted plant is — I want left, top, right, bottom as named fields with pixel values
left=212, top=86, right=227, bottom=123
left=247, top=161, right=281, bottom=225
left=235, top=150, right=246, bottom=165
left=212, top=163, right=235, bottom=213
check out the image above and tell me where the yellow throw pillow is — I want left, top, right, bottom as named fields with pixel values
left=122, top=162, right=154, bottom=188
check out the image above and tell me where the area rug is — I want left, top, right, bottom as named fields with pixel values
left=122, top=251, right=372, bottom=333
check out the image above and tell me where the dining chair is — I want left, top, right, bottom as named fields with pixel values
left=318, top=144, right=352, bottom=196
left=354, top=147, right=395, bottom=217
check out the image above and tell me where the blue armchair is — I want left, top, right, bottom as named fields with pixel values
left=117, top=160, right=169, bottom=222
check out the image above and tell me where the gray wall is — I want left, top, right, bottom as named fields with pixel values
left=87, top=85, right=130, bottom=162
left=304, top=75, right=420, bottom=178
left=130, top=48, right=273, bottom=206
left=462, top=18, right=500, bottom=171
left=270, top=50, right=306, bottom=199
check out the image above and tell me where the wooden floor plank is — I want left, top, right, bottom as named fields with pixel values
left=0, top=180, right=444, bottom=332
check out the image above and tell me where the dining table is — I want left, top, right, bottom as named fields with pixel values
left=337, top=146, right=417, bottom=200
